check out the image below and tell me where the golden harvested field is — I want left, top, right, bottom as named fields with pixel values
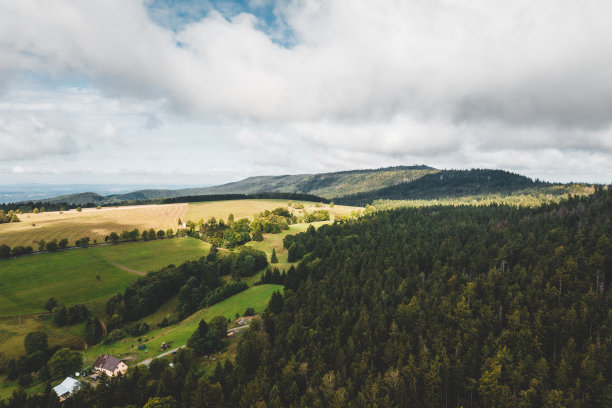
left=0, top=200, right=362, bottom=248
left=184, top=199, right=360, bottom=223
left=0, top=203, right=187, bottom=247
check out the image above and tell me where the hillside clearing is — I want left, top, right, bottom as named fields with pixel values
left=245, top=221, right=329, bottom=283
left=82, top=284, right=283, bottom=366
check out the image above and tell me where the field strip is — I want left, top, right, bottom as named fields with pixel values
left=0, top=311, right=50, bottom=320
left=41, top=203, right=188, bottom=215
left=107, top=261, right=146, bottom=276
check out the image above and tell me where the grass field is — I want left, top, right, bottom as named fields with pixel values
left=0, top=238, right=209, bottom=317
left=184, top=199, right=359, bottom=223
left=82, top=284, right=283, bottom=366
left=0, top=203, right=188, bottom=248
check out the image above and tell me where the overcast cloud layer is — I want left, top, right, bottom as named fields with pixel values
left=1, top=0, right=611, bottom=185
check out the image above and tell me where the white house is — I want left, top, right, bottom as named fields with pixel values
left=93, top=354, right=128, bottom=377
left=53, top=377, right=80, bottom=402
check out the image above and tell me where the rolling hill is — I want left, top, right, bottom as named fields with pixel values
left=10, top=165, right=589, bottom=208
left=19, top=165, right=437, bottom=205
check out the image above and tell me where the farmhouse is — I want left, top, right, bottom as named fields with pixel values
left=93, top=354, right=128, bottom=377
left=53, top=377, right=80, bottom=402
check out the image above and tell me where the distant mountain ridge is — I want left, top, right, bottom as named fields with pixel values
left=11, top=165, right=565, bottom=207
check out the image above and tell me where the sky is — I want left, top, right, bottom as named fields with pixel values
left=1, top=0, right=612, bottom=187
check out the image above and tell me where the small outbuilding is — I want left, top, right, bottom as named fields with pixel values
left=93, top=354, right=128, bottom=377
left=53, top=377, right=80, bottom=402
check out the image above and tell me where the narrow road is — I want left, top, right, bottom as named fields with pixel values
left=138, top=345, right=186, bottom=366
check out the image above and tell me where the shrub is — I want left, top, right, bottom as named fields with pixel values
left=18, top=374, right=33, bottom=388
left=24, top=331, right=48, bottom=355
left=0, top=244, right=10, bottom=258
left=47, top=348, right=82, bottom=379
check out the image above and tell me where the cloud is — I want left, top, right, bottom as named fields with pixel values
left=0, top=114, right=80, bottom=160
left=98, top=121, right=118, bottom=140
left=1, top=0, right=611, bottom=127
left=1, top=1, right=612, bottom=183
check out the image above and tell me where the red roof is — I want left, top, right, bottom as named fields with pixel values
left=94, top=354, right=122, bottom=372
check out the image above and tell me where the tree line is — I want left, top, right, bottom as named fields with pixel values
left=0, top=228, right=181, bottom=260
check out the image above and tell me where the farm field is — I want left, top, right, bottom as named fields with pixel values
left=82, top=284, right=283, bottom=366
left=184, top=199, right=359, bottom=223
left=0, top=199, right=362, bottom=249
left=0, top=237, right=209, bottom=317
left=0, top=203, right=188, bottom=248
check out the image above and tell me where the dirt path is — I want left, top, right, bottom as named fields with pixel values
left=227, top=324, right=250, bottom=335
left=138, top=345, right=186, bottom=366
left=108, top=261, right=146, bottom=276
left=0, top=311, right=50, bottom=320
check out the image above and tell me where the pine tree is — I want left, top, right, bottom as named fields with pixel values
left=270, top=248, right=278, bottom=263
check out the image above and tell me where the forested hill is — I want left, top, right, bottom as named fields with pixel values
left=186, top=165, right=436, bottom=199
left=225, top=188, right=612, bottom=407
left=335, top=169, right=545, bottom=205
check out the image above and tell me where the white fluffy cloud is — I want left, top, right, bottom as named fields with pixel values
left=0, top=113, right=78, bottom=160
left=1, top=0, right=612, bottom=183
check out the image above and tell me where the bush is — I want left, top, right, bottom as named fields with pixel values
left=11, top=246, right=33, bottom=256
left=51, top=305, right=67, bottom=326
left=23, top=351, right=47, bottom=372
left=158, top=315, right=180, bottom=328
left=84, top=316, right=104, bottom=345
left=18, top=374, right=33, bottom=388
left=45, top=239, right=58, bottom=251
left=127, top=322, right=150, bottom=337
left=75, top=237, right=90, bottom=247
left=243, top=307, right=255, bottom=316
left=44, top=298, right=58, bottom=312
left=47, top=348, right=82, bottom=379
left=24, top=331, right=48, bottom=355
left=103, top=329, right=126, bottom=344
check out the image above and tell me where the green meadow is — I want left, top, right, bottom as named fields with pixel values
left=0, top=238, right=209, bottom=317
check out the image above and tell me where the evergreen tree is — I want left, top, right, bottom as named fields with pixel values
left=84, top=316, right=104, bottom=345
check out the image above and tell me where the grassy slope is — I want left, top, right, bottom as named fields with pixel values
left=82, top=284, right=283, bottom=366
left=0, top=203, right=188, bottom=248
left=93, top=238, right=211, bottom=273
left=0, top=238, right=209, bottom=317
